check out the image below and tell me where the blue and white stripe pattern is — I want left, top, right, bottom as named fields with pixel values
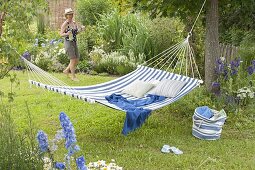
left=192, top=108, right=227, bottom=140
left=29, top=65, right=201, bottom=111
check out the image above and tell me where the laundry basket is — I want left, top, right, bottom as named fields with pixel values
left=192, top=106, right=227, bottom=140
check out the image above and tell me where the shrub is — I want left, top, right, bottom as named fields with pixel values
left=145, top=17, right=185, bottom=57
left=77, top=25, right=100, bottom=60
left=90, top=47, right=145, bottom=75
left=77, top=59, right=91, bottom=73
left=32, top=38, right=67, bottom=72
left=76, top=0, right=112, bottom=25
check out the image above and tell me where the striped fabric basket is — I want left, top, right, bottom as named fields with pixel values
left=192, top=107, right=227, bottom=140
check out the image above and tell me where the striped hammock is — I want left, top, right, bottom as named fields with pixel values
left=28, top=65, right=202, bottom=111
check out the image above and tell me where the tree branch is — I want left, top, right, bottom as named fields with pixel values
left=0, top=11, right=6, bottom=37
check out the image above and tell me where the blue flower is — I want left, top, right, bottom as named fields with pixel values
left=247, top=66, right=254, bottom=75
left=76, top=156, right=87, bottom=170
left=36, top=130, right=49, bottom=152
left=50, top=39, right=56, bottom=45
left=41, top=43, right=46, bottom=47
left=58, top=39, right=63, bottom=43
left=55, top=162, right=65, bottom=170
left=59, top=112, right=77, bottom=148
left=68, top=144, right=80, bottom=156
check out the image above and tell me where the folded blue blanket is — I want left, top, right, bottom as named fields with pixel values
left=196, top=106, right=213, bottom=119
left=105, top=94, right=166, bottom=135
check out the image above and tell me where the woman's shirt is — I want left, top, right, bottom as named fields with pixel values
left=64, top=21, right=78, bottom=42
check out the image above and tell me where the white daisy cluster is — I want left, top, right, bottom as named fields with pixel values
left=87, top=159, right=123, bottom=170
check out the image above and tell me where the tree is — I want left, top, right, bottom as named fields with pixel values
left=205, top=0, right=219, bottom=91
left=0, top=0, right=47, bottom=79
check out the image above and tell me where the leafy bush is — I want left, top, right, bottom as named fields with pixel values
left=77, top=59, right=91, bottom=73
left=76, top=0, right=112, bottom=25
left=32, top=39, right=67, bottom=72
left=89, top=47, right=144, bottom=75
left=146, top=17, right=185, bottom=57
left=77, top=25, right=100, bottom=60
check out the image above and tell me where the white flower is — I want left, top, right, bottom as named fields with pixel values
left=43, top=157, right=52, bottom=170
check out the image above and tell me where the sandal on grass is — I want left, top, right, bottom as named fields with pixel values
left=161, top=145, right=171, bottom=153
left=169, top=146, right=183, bottom=155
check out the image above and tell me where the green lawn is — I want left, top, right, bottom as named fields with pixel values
left=1, top=71, right=255, bottom=170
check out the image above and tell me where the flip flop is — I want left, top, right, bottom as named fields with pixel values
left=169, top=147, right=183, bottom=155
left=161, top=145, right=171, bottom=153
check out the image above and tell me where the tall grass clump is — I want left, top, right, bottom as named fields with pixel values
left=98, top=10, right=154, bottom=60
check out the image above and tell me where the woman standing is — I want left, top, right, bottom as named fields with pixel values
left=60, top=8, right=84, bottom=81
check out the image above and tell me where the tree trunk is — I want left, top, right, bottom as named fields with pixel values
left=205, top=0, right=219, bottom=91
left=0, top=12, right=6, bottom=37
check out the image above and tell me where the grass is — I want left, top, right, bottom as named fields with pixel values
left=1, top=71, right=255, bottom=169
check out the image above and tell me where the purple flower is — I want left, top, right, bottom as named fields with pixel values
left=41, top=43, right=46, bottom=47
left=55, top=162, right=65, bottom=170
left=247, top=66, right=254, bottom=75
left=212, top=82, right=220, bottom=87
left=216, top=58, right=223, bottom=64
left=36, top=130, right=49, bottom=152
left=223, top=69, right=228, bottom=79
left=76, top=156, right=87, bottom=170
left=22, top=51, right=31, bottom=60
left=212, top=82, right=221, bottom=95
left=252, top=60, right=255, bottom=67
left=215, top=63, right=225, bottom=74
left=230, top=58, right=241, bottom=71
left=59, top=112, right=77, bottom=148
left=231, top=68, right=238, bottom=75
